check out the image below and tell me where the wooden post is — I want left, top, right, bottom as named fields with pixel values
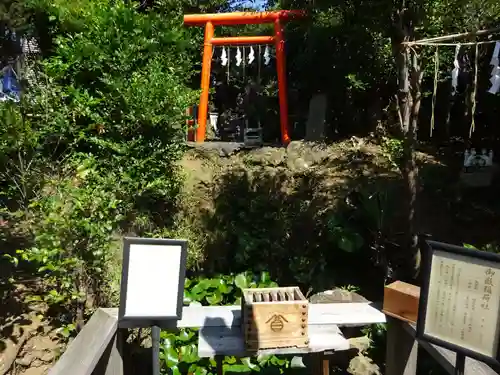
left=321, top=355, right=330, bottom=375
left=103, top=330, right=125, bottom=375
left=385, top=317, right=418, bottom=375
left=311, top=353, right=330, bottom=375
left=216, top=356, right=223, bottom=375
left=455, top=353, right=466, bottom=375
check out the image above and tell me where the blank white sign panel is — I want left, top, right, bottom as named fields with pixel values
left=124, top=243, right=182, bottom=318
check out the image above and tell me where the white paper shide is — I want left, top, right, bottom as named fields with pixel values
left=489, top=42, right=500, bottom=94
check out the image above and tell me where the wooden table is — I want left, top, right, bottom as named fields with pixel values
left=185, top=303, right=386, bottom=357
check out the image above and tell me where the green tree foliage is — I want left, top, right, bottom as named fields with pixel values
left=276, top=0, right=500, bottom=137
left=40, top=9, right=192, bottom=205
left=1, top=0, right=200, bottom=331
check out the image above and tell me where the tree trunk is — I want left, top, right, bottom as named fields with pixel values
left=391, top=9, right=421, bottom=281
left=405, top=51, right=423, bottom=280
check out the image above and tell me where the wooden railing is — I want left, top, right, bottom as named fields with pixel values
left=48, top=305, right=499, bottom=375
left=385, top=317, right=498, bottom=375
left=48, top=308, right=123, bottom=375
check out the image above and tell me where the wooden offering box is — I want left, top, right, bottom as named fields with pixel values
left=382, top=280, right=420, bottom=324
left=242, top=287, right=309, bottom=351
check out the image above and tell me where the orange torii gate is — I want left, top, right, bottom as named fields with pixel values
left=183, top=10, right=306, bottom=144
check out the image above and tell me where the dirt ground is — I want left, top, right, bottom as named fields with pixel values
left=0, top=279, right=63, bottom=375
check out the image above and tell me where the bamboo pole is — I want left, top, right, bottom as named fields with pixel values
left=410, top=41, right=497, bottom=46
left=405, top=26, right=500, bottom=45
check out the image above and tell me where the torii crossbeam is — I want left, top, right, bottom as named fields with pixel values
left=183, top=10, right=306, bottom=144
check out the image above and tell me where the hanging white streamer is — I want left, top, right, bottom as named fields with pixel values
left=489, top=67, right=500, bottom=94
left=263, top=46, right=271, bottom=66
left=490, top=42, right=500, bottom=65
left=451, top=44, right=460, bottom=95
left=488, top=41, right=500, bottom=94
left=221, top=47, right=228, bottom=67
left=236, top=47, right=242, bottom=67
left=248, top=46, right=255, bottom=65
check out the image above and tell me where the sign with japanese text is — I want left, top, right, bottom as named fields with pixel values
left=417, top=241, right=500, bottom=366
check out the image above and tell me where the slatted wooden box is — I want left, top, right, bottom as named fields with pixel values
left=241, top=287, right=309, bottom=351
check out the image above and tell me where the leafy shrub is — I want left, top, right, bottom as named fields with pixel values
left=199, top=167, right=377, bottom=293
left=22, top=0, right=197, bottom=218
left=0, top=101, right=44, bottom=209
left=2, top=0, right=198, bottom=333
left=7, top=174, right=122, bottom=333
left=381, top=136, right=403, bottom=170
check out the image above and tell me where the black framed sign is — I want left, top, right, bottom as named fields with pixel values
left=416, top=240, right=500, bottom=366
left=118, top=237, right=188, bottom=328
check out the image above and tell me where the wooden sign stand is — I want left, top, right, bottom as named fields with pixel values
left=118, top=237, right=188, bottom=375
left=416, top=240, right=500, bottom=368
